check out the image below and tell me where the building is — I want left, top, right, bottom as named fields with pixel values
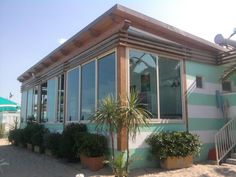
left=18, top=4, right=236, bottom=167
left=0, top=97, right=20, bottom=135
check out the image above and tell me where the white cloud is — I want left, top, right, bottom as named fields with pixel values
left=58, top=38, right=67, bottom=44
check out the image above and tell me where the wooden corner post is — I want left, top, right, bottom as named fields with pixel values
left=117, top=45, right=128, bottom=151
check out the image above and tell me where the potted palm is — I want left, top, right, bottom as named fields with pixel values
left=146, top=131, right=201, bottom=170
left=119, top=91, right=151, bottom=174
left=91, top=95, right=120, bottom=172
left=78, top=133, right=107, bottom=171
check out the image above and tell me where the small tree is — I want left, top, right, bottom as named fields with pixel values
left=120, top=91, right=151, bottom=173
left=91, top=95, right=120, bottom=167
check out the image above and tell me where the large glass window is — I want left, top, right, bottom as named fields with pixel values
left=67, top=67, right=79, bottom=122
left=26, top=88, right=34, bottom=119
left=159, top=57, right=182, bottom=119
left=40, top=82, right=47, bottom=122
left=21, top=90, right=28, bottom=122
left=33, top=86, right=38, bottom=120
left=81, top=61, right=95, bottom=120
left=47, top=78, right=57, bottom=122
left=129, top=49, right=182, bottom=120
left=98, top=53, right=116, bottom=102
left=129, top=50, right=158, bottom=117
left=57, top=74, right=64, bottom=123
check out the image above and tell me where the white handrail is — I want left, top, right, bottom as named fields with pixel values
left=215, top=117, right=236, bottom=164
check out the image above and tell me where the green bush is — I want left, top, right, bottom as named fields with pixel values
left=43, top=132, right=62, bottom=156
left=77, top=133, right=108, bottom=157
left=59, top=123, right=87, bottom=161
left=31, top=124, right=48, bottom=148
left=146, top=131, right=201, bottom=160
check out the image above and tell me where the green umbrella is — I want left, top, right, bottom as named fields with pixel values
left=0, top=97, right=20, bottom=112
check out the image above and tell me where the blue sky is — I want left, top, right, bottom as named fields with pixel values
left=0, top=0, right=236, bottom=104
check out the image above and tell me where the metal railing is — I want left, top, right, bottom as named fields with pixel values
left=215, top=117, right=236, bottom=164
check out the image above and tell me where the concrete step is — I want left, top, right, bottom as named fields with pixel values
left=231, top=153, right=236, bottom=159
left=226, top=158, right=236, bottom=165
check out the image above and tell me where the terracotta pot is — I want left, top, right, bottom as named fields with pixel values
left=80, top=155, right=104, bottom=171
left=27, top=143, right=33, bottom=151
left=161, top=155, right=193, bottom=170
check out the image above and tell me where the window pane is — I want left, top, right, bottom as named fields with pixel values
left=159, top=57, right=182, bottom=119
left=33, top=86, right=38, bottom=119
left=47, top=78, right=57, bottom=122
left=129, top=50, right=158, bottom=117
left=98, top=53, right=116, bottom=102
left=67, top=68, right=79, bottom=121
left=41, top=82, right=47, bottom=122
left=57, top=75, right=64, bottom=122
left=26, top=88, right=33, bottom=119
left=21, top=91, right=28, bottom=122
left=81, top=61, right=95, bottom=120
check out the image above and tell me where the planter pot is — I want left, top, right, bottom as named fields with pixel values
left=27, top=143, right=33, bottom=151
left=161, top=155, right=193, bottom=170
left=80, top=155, right=104, bottom=171
left=45, top=149, right=53, bottom=156
left=34, top=145, right=41, bottom=153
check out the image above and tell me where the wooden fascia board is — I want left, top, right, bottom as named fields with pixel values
left=114, top=4, right=227, bottom=53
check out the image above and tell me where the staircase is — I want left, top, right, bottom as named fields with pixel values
left=225, top=152, right=236, bottom=165
left=215, top=117, right=236, bottom=165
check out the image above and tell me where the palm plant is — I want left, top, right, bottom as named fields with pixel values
left=91, top=95, right=120, bottom=164
left=120, top=91, right=151, bottom=173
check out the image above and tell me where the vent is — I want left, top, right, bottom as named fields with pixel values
left=222, top=81, right=232, bottom=92
left=196, top=76, right=203, bottom=88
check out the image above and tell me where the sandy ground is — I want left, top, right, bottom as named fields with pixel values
left=0, top=139, right=236, bottom=177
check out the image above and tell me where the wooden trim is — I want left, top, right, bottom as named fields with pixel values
left=116, top=45, right=127, bottom=151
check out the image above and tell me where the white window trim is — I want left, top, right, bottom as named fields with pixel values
left=127, top=47, right=185, bottom=123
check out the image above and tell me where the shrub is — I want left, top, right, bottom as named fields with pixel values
left=31, top=124, right=48, bottom=148
left=59, top=123, right=87, bottom=161
left=77, top=133, right=108, bottom=157
left=146, top=131, right=201, bottom=160
left=43, top=132, right=62, bottom=156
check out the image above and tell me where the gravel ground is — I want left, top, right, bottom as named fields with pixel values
left=0, top=139, right=236, bottom=177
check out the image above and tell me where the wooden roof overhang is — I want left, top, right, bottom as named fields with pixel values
left=18, top=4, right=227, bottom=84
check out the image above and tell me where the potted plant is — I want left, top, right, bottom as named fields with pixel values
left=78, top=132, right=107, bottom=171
left=146, top=131, right=201, bottom=170
left=59, top=123, right=87, bottom=161
left=31, top=124, right=48, bottom=153
left=43, top=132, right=62, bottom=157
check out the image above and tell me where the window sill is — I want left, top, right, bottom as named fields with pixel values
left=148, top=119, right=185, bottom=124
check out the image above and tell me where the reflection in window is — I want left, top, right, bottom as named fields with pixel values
left=26, top=88, right=33, bottom=120
left=47, top=78, right=57, bottom=122
left=81, top=61, right=95, bottom=120
left=40, top=82, right=47, bottom=122
left=159, top=57, right=182, bottom=119
left=67, top=68, right=79, bottom=122
left=21, top=91, right=28, bottom=122
left=129, top=50, right=158, bottom=117
left=33, top=86, right=38, bottom=120
left=98, top=53, right=116, bottom=102
left=57, top=74, right=64, bottom=122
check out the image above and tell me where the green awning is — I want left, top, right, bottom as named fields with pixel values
left=0, top=97, right=20, bottom=112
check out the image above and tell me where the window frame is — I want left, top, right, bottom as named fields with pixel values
left=65, top=66, right=80, bottom=123
left=127, top=48, right=186, bottom=123
left=65, top=48, right=117, bottom=124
